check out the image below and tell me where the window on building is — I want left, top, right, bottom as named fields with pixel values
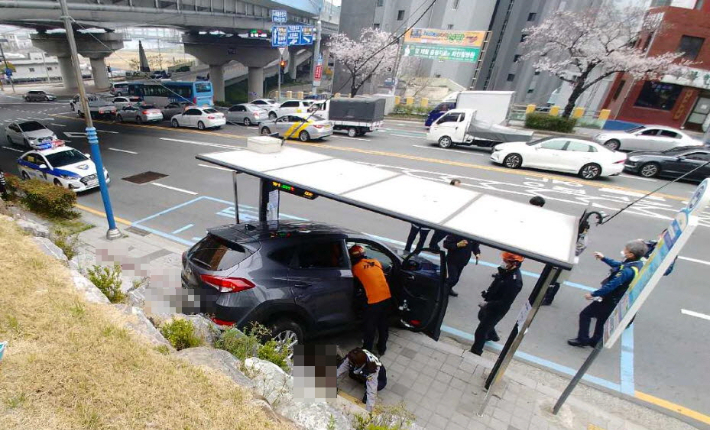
left=695, top=0, right=705, bottom=10
left=634, top=81, right=683, bottom=110
left=612, top=80, right=626, bottom=101
left=513, top=54, right=521, bottom=62
left=520, top=34, right=527, bottom=43
left=453, top=0, right=460, bottom=9
left=46, top=67, right=53, bottom=71
left=527, top=88, right=534, bottom=94
left=373, top=23, right=380, bottom=29
left=507, top=74, right=515, bottom=82
left=527, top=12, right=537, bottom=21
left=28, top=67, right=35, bottom=72
left=650, top=0, right=671, bottom=6
left=643, top=32, right=654, bottom=52
left=397, top=10, right=405, bottom=20
left=377, top=0, right=384, bottom=6
left=447, top=24, right=454, bottom=29
left=677, top=35, right=704, bottom=60
left=534, top=70, right=540, bottom=75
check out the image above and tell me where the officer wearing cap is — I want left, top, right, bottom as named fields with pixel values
left=336, top=347, right=387, bottom=412
left=470, top=252, right=525, bottom=355
left=349, top=245, right=392, bottom=356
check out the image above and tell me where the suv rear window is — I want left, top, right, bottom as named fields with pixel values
left=189, top=234, right=252, bottom=271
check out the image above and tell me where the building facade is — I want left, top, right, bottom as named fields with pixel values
left=4, top=52, right=61, bottom=83
left=603, top=0, right=710, bottom=131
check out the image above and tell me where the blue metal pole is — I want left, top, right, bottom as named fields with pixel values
left=86, top=127, right=121, bottom=239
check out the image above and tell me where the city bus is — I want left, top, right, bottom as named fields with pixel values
left=126, top=81, right=214, bottom=107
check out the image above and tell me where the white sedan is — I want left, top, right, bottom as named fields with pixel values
left=592, top=125, right=703, bottom=152
left=17, top=142, right=109, bottom=192
left=170, top=107, right=226, bottom=130
left=490, top=137, right=626, bottom=180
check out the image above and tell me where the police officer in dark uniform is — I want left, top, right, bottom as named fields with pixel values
left=567, top=240, right=647, bottom=347
left=443, top=233, right=481, bottom=297
left=470, top=252, right=524, bottom=355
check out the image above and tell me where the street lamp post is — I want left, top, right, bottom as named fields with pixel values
left=58, top=0, right=121, bottom=240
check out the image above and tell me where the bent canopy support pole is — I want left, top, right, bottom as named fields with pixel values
left=232, top=171, right=240, bottom=224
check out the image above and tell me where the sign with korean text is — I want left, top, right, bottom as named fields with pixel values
left=404, top=44, right=480, bottom=63
left=603, top=179, right=710, bottom=347
left=271, top=9, right=287, bottom=23
left=271, top=25, right=316, bottom=47
left=404, top=28, right=486, bottom=47
left=662, top=67, right=710, bottom=90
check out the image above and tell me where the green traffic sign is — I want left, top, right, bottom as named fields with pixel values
left=404, top=43, right=480, bottom=63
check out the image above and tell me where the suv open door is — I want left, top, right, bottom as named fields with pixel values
left=396, top=251, right=448, bottom=340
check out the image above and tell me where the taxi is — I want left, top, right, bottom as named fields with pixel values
left=258, top=114, right=333, bottom=142
left=17, top=141, right=110, bottom=192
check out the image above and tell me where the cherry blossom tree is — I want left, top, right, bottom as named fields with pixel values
left=522, top=7, right=691, bottom=118
left=328, top=28, right=398, bottom=97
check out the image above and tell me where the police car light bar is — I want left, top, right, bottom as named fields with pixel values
left=36, top=140, right=65, bottom=150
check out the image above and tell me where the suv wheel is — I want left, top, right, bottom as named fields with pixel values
left=270, top=318, right=303, bottom=357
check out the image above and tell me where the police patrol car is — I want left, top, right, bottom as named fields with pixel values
left=17, top=141, right=109, bottom=192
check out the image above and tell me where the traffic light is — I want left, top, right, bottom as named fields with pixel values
left=280, top=59, right=286, bottom=69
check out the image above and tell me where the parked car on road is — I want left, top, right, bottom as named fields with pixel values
left=112, top=96, right=142, bottom=109
left=624, top=146, right=710, bottom=181
left=226, top=103, right=266, bottom=126
left=5, top=121, right=58, bottom=149
left=160, top=101, right=192, bottom=120
left=259, top=114, right=332, bottom=141
left=17, top=142, right=109, bottom=192
left=150, top=70, right=171, bottom=79
left=110, top=82, right=129, bottom=96
left=24, top=90, right=56, bottom=102
left=592, top=125, right=702, bottom=152
left=116, top=105, right=164, bottom=124
left=75, top=94, right=116, bottom=119
left=171, top=107, right=226, bottom=130
left=181, top=221, right=446, bottom=346
left=251, top=98, right=278, bottom=109
left=267, top=99, right=313, bottom=119
left=491, top=136, right=626, bottom=180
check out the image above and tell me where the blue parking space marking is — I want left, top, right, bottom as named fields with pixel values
left=131, top=193, right=631, bottom=397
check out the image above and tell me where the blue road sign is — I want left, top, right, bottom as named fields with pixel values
left=271, top=25, right=316, bottom=47
left=271, top=9, right=287, bottom=23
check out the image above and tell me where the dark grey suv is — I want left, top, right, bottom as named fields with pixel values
left=181, top=221, right=449, bottom=347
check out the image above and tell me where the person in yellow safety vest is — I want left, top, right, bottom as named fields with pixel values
left=349, top=245, right=392, bottom=357
left=568, top=240, right=647, bottom=348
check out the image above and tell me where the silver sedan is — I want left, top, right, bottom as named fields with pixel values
left=592, top=125, right=703, bottom=152
left=116, top=105, right=164, bottom=124
left=259, top=114, right=333, bottom=141
left=226, top=103, right=267, bottom=126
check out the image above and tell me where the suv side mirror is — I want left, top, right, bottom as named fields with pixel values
left=403, top=259, right=421, bottom=271
left=677, top=156, right=686, bottom=161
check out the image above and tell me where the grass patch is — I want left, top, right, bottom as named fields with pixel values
left=86, top=263, right=125, bottom=303
left=0, top=218, right=287, bottom=429
left=352, top=403, right=416, bottom=430
left=160, top=319, right=202, bottom=351
left=217, top=323, right=290, bottom=372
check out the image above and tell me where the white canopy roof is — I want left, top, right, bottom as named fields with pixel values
left=197, top=147, right=578, bottom=268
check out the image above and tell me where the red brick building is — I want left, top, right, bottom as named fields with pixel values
left=603, top=0, right=710, bottom=131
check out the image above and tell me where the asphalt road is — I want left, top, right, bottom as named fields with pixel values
left=2, top=92, right=709, bottom=424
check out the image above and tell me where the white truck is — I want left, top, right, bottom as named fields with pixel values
left=426, top=108, right=534, bottom=149
left=425, top=90, right=515, bottom=127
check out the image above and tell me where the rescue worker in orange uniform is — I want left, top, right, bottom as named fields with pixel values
left=349, top=245, right=392, bottom=356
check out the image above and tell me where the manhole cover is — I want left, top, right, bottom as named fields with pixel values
left=122, top=171, right=168, bottom=184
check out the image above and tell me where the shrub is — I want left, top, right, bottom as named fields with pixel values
left=525, top=112, right=577, bottom=133
left=352, top=403, right=416, bottom=430
left=4, top=175, right=21, bottom=200
left=217, top=322, right=290, bottom=372
left=52, top=229, right=79, bottom=260
left=86, top=263, right=125, bottom=303
left=213, top=100, right=232, bottom=108
left=160, top=319, right=202, bottom=350
left=12, top=178, right=78, bottom=219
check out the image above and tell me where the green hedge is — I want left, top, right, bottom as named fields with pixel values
left=6, top=177, right=78, bottom=219
left=525, top=112, right=577, bottom=133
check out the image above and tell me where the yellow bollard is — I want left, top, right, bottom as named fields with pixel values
left=598, top=109, right=611, bottom=121
left=525, top=104, right=536, bottom=114
left=296, top=91, right=304, bottom=99
left=549, top=106, right=560, bottom=116
left=286, top=91, right=292, bottom=99
left=334, top=93, right=341, bottom=98
left=421, top=97, right=429, bottom=107
left=405, top=97, right=414, bottom=105
left=572, top=107, right=585, bottom=119
left=394, top=96, right=401, bottom=105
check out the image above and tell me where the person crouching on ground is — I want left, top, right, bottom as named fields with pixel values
left=470, top=252, right=525, bottom=356
left=336, top=347, right=387, bottom=412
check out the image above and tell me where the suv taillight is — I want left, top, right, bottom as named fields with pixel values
left=200, top=274, right=255, bottom=293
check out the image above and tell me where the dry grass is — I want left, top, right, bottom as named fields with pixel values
left=0, top=219, right=289, bottom=430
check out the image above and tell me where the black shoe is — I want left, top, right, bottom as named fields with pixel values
left=469, top=347, right=483, bottom=356
left=487, top=333, right=500, bottom=342
left=449, top=289, right=458, bottom=297
left=567, top=338, right=589, bottom=347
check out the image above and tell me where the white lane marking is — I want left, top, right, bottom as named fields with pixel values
left=619, top=174, right=658, bottom=182
left=159, top=137, right=240, bottom=150
left=678, top=256, right=710, bottom=266
left=681, top=309, right=710, bottom=321
left=108, top=148, right=137, bottom=155
left=198, top=163, right=232, bottom=171
left=332, top=136, right=371, bottom=142
left=98, top=130, right=119, bottom=134
left=413, top=144, right=486, bottom=156
left=391, top=133, right=427, bottom=139
left=599, top=187, right=665, bottom=201
left=49, top=123, right=66, bottom=127
left=2, top=146, right=23, bottom=152
left=54, top=111, right=75, bottom=114
left=152, top=182, right=198, bottom=195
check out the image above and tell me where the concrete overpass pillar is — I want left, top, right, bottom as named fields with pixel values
left=89, top=57, right=110, bottom=91
left=56, top=56, right=78, bottom=91
left=288, top=46, right=299, bottom=80
left=209, top=64, right=225, bottom=102
left=248, top=67, right=264, bottom=100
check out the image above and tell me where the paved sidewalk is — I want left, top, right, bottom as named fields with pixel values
left=73, top=212, right=697, bottom=430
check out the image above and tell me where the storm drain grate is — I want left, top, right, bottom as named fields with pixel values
left=122, top=171, right=168, bottom=184
left=125, top=226, right=151, bottom=236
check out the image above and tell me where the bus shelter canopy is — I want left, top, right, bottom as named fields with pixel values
left=196, top=147, right=578, bottom=269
